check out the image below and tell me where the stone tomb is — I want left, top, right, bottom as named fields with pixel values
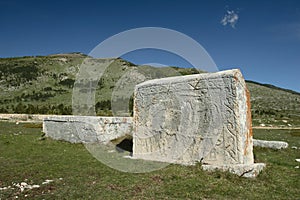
left=133, top=69, right=265, bottom=177
left=44, top=69, right=265, bottom=177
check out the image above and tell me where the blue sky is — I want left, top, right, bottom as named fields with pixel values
left=0, top=0, right=299, bottom=92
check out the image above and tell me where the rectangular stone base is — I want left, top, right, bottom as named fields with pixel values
left=202, top=163, right=266, bottom=178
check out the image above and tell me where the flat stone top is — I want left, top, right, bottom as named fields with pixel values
left=135, top=69, right=243, bottom=88
left=44, top=115, right=132, bottom=122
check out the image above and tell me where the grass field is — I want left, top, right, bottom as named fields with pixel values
left=0, top=122, right=299, bottom=199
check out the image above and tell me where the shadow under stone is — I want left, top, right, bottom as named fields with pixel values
left=116, top=138, right=133, bottom=153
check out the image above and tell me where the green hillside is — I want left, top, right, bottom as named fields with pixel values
left=0, top=53, right=299, bottom=126
left=247, top=81, right=300, bottom=126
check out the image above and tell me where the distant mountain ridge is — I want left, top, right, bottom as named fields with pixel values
left=246, top=80, right=300, bottom=96
left=0, top=53, right=299, bottom=126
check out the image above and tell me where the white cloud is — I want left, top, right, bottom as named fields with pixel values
left=221, top=10, right=239, bottom=28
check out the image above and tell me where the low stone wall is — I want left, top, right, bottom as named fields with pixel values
left=0, top=114, right=59, bottom=122
left=43, top=116, right=132, bottom=143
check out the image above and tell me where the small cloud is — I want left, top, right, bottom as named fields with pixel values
left=221, top=10, right=239, bottom=28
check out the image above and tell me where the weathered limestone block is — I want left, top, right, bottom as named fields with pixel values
left=43, top=116, right=132, bottom=143
left=133, top=69, right=254, bottom=167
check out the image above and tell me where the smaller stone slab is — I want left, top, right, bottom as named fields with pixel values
left=43, top=116, right=132, bottom=143
left=253, top=139, right=288, bottom=149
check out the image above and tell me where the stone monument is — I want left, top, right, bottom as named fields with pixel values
left=44, top=69, right=265, bottom=177
left=133, top=69, right=265, bottom=177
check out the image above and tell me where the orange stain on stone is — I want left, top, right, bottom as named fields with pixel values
left=233, top=74, right=239, bottom=82
left=246, top=88, right=253, bottom=137
left=244, top=86, right=253, bottom=156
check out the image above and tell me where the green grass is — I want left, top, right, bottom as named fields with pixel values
left=0, top=122, right=299, bottom=199
left=253, top=128, right=300, bottom=147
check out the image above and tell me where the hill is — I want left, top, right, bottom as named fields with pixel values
left=0, top=53, right=299, bottom=126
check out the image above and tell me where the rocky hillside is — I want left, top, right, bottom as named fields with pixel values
left=0, top=53, right=299, bottom=126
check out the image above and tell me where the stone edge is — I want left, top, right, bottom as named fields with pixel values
left=202, top=163, right=266, bottom=178
left=135, top=69, right=241, bottom=88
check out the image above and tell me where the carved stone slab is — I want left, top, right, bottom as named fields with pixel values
left=133, top=69, right=254, bottom=166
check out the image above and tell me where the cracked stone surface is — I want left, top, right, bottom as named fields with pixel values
left=133, top=69, right=254, bottom=166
